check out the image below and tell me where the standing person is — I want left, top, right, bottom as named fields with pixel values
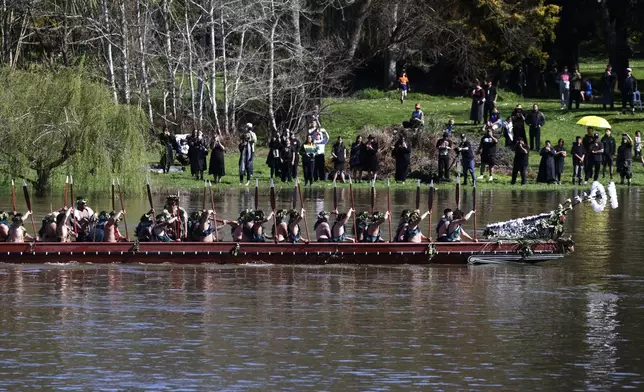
left=392, top=132, right=411, bottom=183
left=73, top=196, right=95, bottom=242
left=445, top=119, right=455, bottom=137
left=502, top=116, right=514, bottom=147
left=398, top=72, right=409, bottom=104
left=188, top=130, right=207, bottom=180
left=622, top=67, right=638, bottom=115
left=601, top=128, right=616, bottom=179
left=436, top=131, right=452, bottom=182
left=363, top=134, right=379, bottom=182
left=569, top=67, right=583, bottom=109
left=553, top=138, right=567, bottom=184
left=511, top=138, right=529, bottom=185
left=300, top=134, right=317, bottom=186
left=266, top=135, right=282, bottom=179
left=582, top=127, right=595, bottom=183
left=455, top=133, right=476, bottom=186
left=280, top=138, right=295, bottom=182
left=238, top=123, right=257, bottom=186
left=289, top=132, right=301, bottom=179
left=558, top=66, right=571, bottom=110
left=331, top=136, right=347, bottom=183
left=571, top=136, right=586, bottom=185
left=603, top=65, right=616, bottom=110
left=476, top=128, right=498, bottom=182
left=313, top=128, right=329, bottom=182
left=350, top=135, right=363, bottom=182
left=511, top=104, right=526, bottom=143
left=617, top=133, right=634, bottom=185
left=537, top=140, right=556, bottom=184
left=589, top=133, right=605, bottom=181
left=209, top=135, right=226, bottom=184
left=484, top=80, right=497, bottom=122
left=526, top=103, right=546, bottom=151
left=635, top=130, right=644, bottom=166
left=187, top=130, right=197, bottom=178
left=470, top=81, right=485, bottom=125
left=159, top=126, right=178, bottom=174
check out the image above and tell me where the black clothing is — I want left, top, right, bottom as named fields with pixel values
left=603, top=71, right=616, bottom=110
left=537, top=147, right=556, bottom=183
left=484, top=85, right=497, bottom=122
left=511, top=143, right=529, bottom=185
left=188, top=136, right=208, bottom=179
left=393, top=138, right=411, bottom=182
left=281, top=145, right=294, bottom=182
left=470, top=88, right=485, bottom=123
left=458, top=140, right=474, bottom=161
left=511, top=109, right=527, bottom=143
left=314, top=154, right=325, bottom=181
left=159, top=132, right=178, bottom=173
left=601, top=135, right=616, bottom=177
left=590, top=142, right=604, bottom=163
left=582, top=134, right=595, bottom=179
left=479, top=136, right=497, bottom=166
left=290, top=141, right=300, bottom=179
left=331, top=142, right=346, bottom=172
left=363, top=140, right=379, bottom=172
left=436, top=137, right=452, bottom=179
left=617, top=143, right=634, bottom=181
left=622, top=76, right=638, bottom=113
left=587, top=141, right=604, bottom=181
left=570, top=143, right=585, bottom=165
left=208, top=143, right=225, bottom=177
left=349, top=142, right=362, bottom=170
left=553, top=145, right=565, bottom=181
left=526, top=110, right=546, bottom=151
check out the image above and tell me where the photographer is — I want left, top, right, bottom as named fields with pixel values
left=238, top=123, right=257, bottom=186
left=454, top=134, right=476, bottom=186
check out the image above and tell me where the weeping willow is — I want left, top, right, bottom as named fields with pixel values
left=0, top=68, right=148, bottom=196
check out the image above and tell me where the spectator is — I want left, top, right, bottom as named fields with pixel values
left=189, top=130, right=207, bottom=181
left=392, top=132, right=411, bottom=183
left=487, top=106, right=502, bottom=133
left=583, top=78, right=593, bottom=102
left=405, top=103, right=424, bottom=129
left=470, top=81, right=485, bottom=125
left=558, top=66, right=570, bottom=110
left=436, top=131, right=452, bottom=182
left=570, top=136, right=585, bottom=185
left=266, top=136, right=282, bottom=179
left=313, top=128, right=329, bottom=181
left=398, top=72, right=409, bottom=104
left=601, top=128, right=616, bottom=179
left=589, top=133, right=604, bottom=181
left=159, top=126, right=178, bottom=174
left=570, top=66, right=583, bottom=109
left=300, top=134, right=317, bottom=186
left=331, top=136, right=347, bottom=183
left=363, top=135, right=379, bottom=182
left=307, top=119, right=320, bottom=139
left=621, top=67, right=637, bottom=115
left=582, top=127, right=594, bottom=183
left=537, top=140, right=556, bottom=184
left=502, top=116, right=514, bottom=147
left=603, top=65, right=616, bottom=110
left=476, top=128, right=498, bottom=182
left=238, top=123, right=257, bottom=186
left=617, top=133, right=634, bottom=185
left=511, top=138, right=529, bottom=185
left=455, top=133, right=476, bottom=186
left=526, top=103, right=546, bottom=151
left=289, top=132, right=301, bottom=179
left=209, top=135, right=226, bottom=184
left=280, top=138, right=295, bottom=182
left=553, top=138, right=567, bottom=184
left=511, top=104, right=527, bottom=143
left=445, top=119, right=455, bottom=137
left=350, top=135, right=364, bottom=183
left=484, top=80, right=497, bottom=122
left=635, top=130, right=644, bottom=165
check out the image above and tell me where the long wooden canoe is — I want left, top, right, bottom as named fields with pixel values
left=0, top=239, right=573, bottom=265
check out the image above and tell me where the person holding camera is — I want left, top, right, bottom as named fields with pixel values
left=455, top=134, right=476, bottom=186
left=238, top=123, right=257, bottom=186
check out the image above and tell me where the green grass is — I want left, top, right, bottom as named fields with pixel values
left=148, top=59, right=644, bottom=192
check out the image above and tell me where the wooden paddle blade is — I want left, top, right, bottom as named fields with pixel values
left=370, top=180, right=375, bottom=213
left=428, top=180, right=435, bottom=212
left=22, top=179, right=32, bottom=211
left=254, top=178, right=259, bottom=210
left=455, top=174, right=461, bottom=208
left=269, top=179, right=276, bottom=211
left=333, top=180, right=338, bottom=210
left=415, top=179, right=421, bottom=210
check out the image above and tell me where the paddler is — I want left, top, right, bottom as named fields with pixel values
left=135, top=210, right=155, bottom=242
left=314, top=211, right=332, bottom=242
left=38, top=211, right=59, bottom=242
left=405, top=209, right=430, bottom=243
left=90, top=211, right=109, bottom=242
left=163, top=196, right=188, bottom=240
left=330, top=208, right=355, bottom=243
left=249, top=210, right=274, bottom=242
left=7, top=212, right=34, bottom=242
left=393, top=210, right=411, bottom=242
left=152, top=210, right=179, bottom=242
left=56, top=208, right=76, bottom=242
left=286, top=208, right=305, bottom=243
left=72, top=196, right=95, bottom=242
left=355, top=211, right=370, bottom=242
left=227, top=209, right=253, bottom=242
left=191, top=210, right=218, bottom=243
left=273, top=209, right=289, bottom=242
left=0, top=211, right=10, bottom=241
left=444, top=209, right=476, bottom=242
left=435, top=208, right=453, bottom=242
left=362, top=211, right=390, bottom=243
left=103, top=210, right=125, bottom=243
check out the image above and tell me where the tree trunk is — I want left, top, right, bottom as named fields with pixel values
left=268, top=18, right=279, bottom=134
left=291, top=0, right=303, bottom=62
left=101, top=0, right=118, bottom=104
left=383, top=2, right=399, bottom=89
left=208, top=0, right=220, bottom=134
left=347, top=0, right=372, bottom=59
left=231, top=30, right=246, bottom=132
left=120, top=1, right=131, bottom=104
left=162, top=0, right=176, bottom=119
left=185, top=5, right=196, bottom=123
left=220, top=9, right=229, bottom=133
left=35, top=168, right=52, bottom=197
left=137, top=0, right=153, bottom=124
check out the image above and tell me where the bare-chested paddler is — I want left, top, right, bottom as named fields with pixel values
left=7, top=212, right=34, bottom=242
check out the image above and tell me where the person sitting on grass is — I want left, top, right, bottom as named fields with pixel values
left=486, top=106, right=502, bottom=133
left=444, top=209, right=475, bottom=242
left=7, top=212, right=33, bottom=243
left=406, top=210, right=430, bottom=243
left=331, top=208, right=355, bottom=243
left=405, top=103, right=424, bottom=129
left=314, top=211, right=332, bottom=242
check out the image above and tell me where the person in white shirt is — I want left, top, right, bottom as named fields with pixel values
left=313, top=128, right=329, bottom=181
left=73, top=196, right=95, bottom=242
left=238, top=123, right=257, bottom=185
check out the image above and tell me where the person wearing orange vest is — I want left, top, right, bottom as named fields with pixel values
left=398, top=72, right=409, bottom=104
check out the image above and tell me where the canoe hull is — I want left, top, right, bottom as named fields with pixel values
left=0, top=241, right=570, bottom=265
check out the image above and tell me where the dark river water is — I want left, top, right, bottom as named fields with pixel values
left=1, top=186, right=643, bottom=390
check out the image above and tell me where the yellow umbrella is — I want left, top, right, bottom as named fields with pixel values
left=576, top=116, right=611, bottom=129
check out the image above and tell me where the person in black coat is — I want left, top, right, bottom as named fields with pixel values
left=159, top=127, right=178, bottom=174
left=553, top=138, right=567, bottom=184
left=582, top=127, right=595, bottom=182
left=603, top=65, right=616, bottom=110
left=511, top=104, right=527, bottom=144
left=331, top=136, right=347, bottom=183
left=476, top=128, right=498, bottom=182
left=537, top=140, right=556, bottom=184
left=209, top=135, right=226, bottom=183
left=266, top=136, right=282, bottom=179
left=188, top=130, right=208, bottom=180
left=526, top=104, right=546, bottom=151
left=392, top=132, right=411, bottom=183
left=455, top=134, right=476, bottom=186
left=588, top=133, right=604, bottom=181
left=280, top=138, right=295, bottom=182
left=484, top=80, right=497, bottom=122
left=289, top=133, right=301, bottom=180
left=511, top=138, right=529, bottom=185
left=570, top=136, right=586, bottom=185
left=622, top=68, right=638, bottom=115
left=470, top=82, right=485, bottom=125
left=363, top=135, right=379, bottom=182
left=349, top=136, right=364, bottom=183
left=601, top=128, right=616, bottom=179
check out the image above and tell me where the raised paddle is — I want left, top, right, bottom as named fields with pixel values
left=473, top=186, right=477, bottom=242
left=370, top=179, right=375, bottom=214
left=254, top=178, right=259, bottom=211
left=176, top=191, right=183, bottom=241
left=111, top=179, right=116, bottom=212
left=428, top=180, right=434, bottom=242
left=269, top=179, right=278, bottom=244
left=116, top=178, right=129, bottom=241
left=202, top=179, right=207, bottom=211
left=333, top=179, right=338, bottom=212
left=455, top=174, right=461, bottom=209
left=11, top=179, right=17, bottom=215
left=22, top=180, right=37, bottom=240
left=349, top=178, right=357, bottom=237
left=209, top=180, right=219, bottom=242
left=70, top=175, right=79, bottom=236
left=387, top=178, right=392, bottom=242
left=64, top=175, right=69, bottom=209
left=415, top=179, right=420, bottom=210
left=296, top=177, right=310, bottom=242
left=292, top=180, right=298, bottom=210
left=146, top=175, right=156, bottom=224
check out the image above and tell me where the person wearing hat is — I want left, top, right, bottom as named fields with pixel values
left=510, top=104, right=526, bottom=144
left=407, top=103, right=424, bottom=129
left=7, top=211, right=34, bottom=242
left=152, top=211, right=179, bottom=242
left=249, top=210, right=274, bottom=242
left=163, top=196, right=188, bottom=240
left=362, top=211, right=390, bottom=243
left=103, top=210, right=126, bottom=242
left=363, top=134, right=379, bottom=182
left=0, top=211, right=10, bottom=242
left=225, top=210, right=253, bottom=242
left=331, top=207, right=355, bottom=242
left=588, top=133, right=605, bottom=181
left=135, top=210, right=155, bottom=242
left=90, top=210, right=110, bottom=242
left=454, top=133, right=476, bottom=186
left=436, top=131, right=453, bottom=182
left=405, top=209, right=430, bottom=243
left=601, top=128, right=616, bottom=179
left=621, top=67, right=637, bottom=115
left=73, top=196, right=95, bottom=242
left=314, top=211, right=332, bottom=242
left=38, top=211, right=59, bottom=242
left=274, top=208, right=306, bottom=243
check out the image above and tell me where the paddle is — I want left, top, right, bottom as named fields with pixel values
left=333, top=179, right=338, bottom=212
left=64, top=175, right=69, bottom=209
left=11, top=179, right=17, bottom=215
left=455, top=174, right=461, bottom=209
left=296, top=177, right=310, bottom=242
left=370, top=179, right=375, bottom=214
left=269, top=179, right=278, bottom=244
left=387, top=178, right=392, bottom=242
left=349, top=178, right=357, bottom=237
left=146, top=175, right=156, bottom=224
left=209, top=180, right=219, bottom=242
left=202, top=179, right=207, bottom=211
left=415, top=179, right=420, bottom=210
left=176, top=191, right=183, bottom=241
left=22, top=180, right=37, bottom=240
left=292, top=180, right=297, bottom=210
left=473, top=186, right=477, bottom=242
left=254, top=178, right=259, bottom=211
left=428, top=180, right=434, bottom=242
left=111, top=179, right=116, bottom=212
left=70, top=175, right=79, bottom=236
left=116, top=178, right=129, bottom=241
